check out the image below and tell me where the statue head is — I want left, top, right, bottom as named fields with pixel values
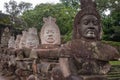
left=28, top=27, right=37, bottom=35
left=19, top=31, right=28, bottom=49
left=25, top=27, right=39, bottom=48
left=40, top=16, right=61, bottom=45
left=4, top=27, right=9, bottom=32
left=73, top=0, right=102, bottom=41
left=44, top=26, right=56, bottom=43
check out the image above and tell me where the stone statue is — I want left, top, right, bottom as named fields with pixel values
left=59, top=0, right=120, bottom=80
left=19, top=31, right=28, bottom=49
left=40, top=16, right=61, bottom=47
left=30, top=17, right=61, bottom=59
left=29, top=17, right=61, bottom=80
left=25, top=27, right=39, bottom=49
left=8, top=36, right=15, bottom=48
left=14, top=35, right=22, bottom=49
left=1, top=27, right=11, bottom=47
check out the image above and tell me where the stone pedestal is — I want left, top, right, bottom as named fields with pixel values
left=81, top=75, right=108, bottom=80
left=30, top=48, right=60, bottom=59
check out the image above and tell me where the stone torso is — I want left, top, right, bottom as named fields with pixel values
left=60, top=40, right=120, bottom=75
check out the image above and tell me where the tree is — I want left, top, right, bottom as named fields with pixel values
left=22, top=0, right=120, bottom=42
left=60, top=0, right=80, bottom=10
left=100, top=0, right=120, bottom=41
left=22, top=3, right=78, bottom=42
left=4, top=0, right=32, bottom=16
left=22, top=3, right=76, bottom=34
left=4, top=0, right=32, bottom=29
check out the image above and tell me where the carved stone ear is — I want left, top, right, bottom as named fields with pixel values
left=43, top=17, right=48, bottom=22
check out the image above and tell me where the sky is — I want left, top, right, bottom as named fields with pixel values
left=0, top=0, right=60, bottom=13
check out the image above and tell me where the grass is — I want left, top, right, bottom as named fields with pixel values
left=110, top=61, right=120, bottom=65
left=102, top=41, right=120, bottom=47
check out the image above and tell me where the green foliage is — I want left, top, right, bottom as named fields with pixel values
left=102, top=10, right=120, bottom=41
left=102, top=41, right=120, bottom=47
left=21, top=0, right=120, bottom=42
left=63, top=31, right=72, bottom=43
left=22, top=3, right=77, bottom=35
left=60, top=0, right=80, bottom=10
left=110, top=61, right=120, bottom=65
left=4, top=0, right=32, bottom=30
left=102, top=41, right=120, bottom=54
left=96, top=0, right=120, bottom=15
left=0, top=13, right=11, bottom=25
left=96, top=0, right=120, bottom=41
left=4, top=0, right=32, bottom=16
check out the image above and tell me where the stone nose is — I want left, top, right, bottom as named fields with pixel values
left=88, top=22, right=95, bottom=29
left=89, top=27, right=95, bottom=30
left=48, top=35, right=53, bottom=37
left=89, top=22, right=94, bottom=27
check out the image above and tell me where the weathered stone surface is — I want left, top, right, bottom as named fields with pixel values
left=8, top=36, right=15, bottom=48
left=1, top=27, right=11, bottom=47
left=25, top=27, right=39, bottom=49
left=0, top=75, right=9, bottom=80
left=28, top=17, right=62, bottom=80
left=14, top=35, right=22, bottom=49
left=59, top=0, right=120, bottom=80
left=51, top=66, right=65, bottom=80
left=40, top=16, right=61, bottom=45
left=31, top=48, right=60, bottom=59
left=19, top=31, right=28, bottom=49
left=81, top=75, right=107, bottom=80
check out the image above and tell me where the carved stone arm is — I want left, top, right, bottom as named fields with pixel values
left=59, top=58, right=71, bottom=78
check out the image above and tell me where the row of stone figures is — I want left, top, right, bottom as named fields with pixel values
left=7, top=16, right=60, bottom=49
left=0, top=0, right=120, bottom=80
left=0, top=16, right=62, bottom=80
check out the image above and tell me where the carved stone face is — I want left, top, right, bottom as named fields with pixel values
left=19, top=31, right=27, bottom=48
left=40, top=16, right=61, bottom=45
left=44, top=27, right=56, bottom=43
left=26, top=34, right=39, bottom=48
left=25, top=28, right=39, bottom=48
left=79, top=15, right=99, bottom=39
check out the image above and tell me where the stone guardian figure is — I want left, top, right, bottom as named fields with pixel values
left=40, top=16, right=61, bottom=47
left=59, top=0, right=120, bottom=80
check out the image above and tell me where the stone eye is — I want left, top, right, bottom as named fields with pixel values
left=93, top=20, right=98, bottom=25
left=83, top=20, right=89, bottom=25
